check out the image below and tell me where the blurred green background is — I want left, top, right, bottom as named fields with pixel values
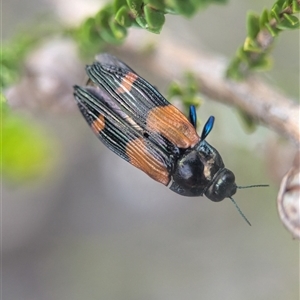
left=3, top=0, right=299, bottom=300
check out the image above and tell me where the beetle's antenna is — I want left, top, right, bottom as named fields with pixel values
left=201, top=116, right=215, bottom=140
left=229, top=185, right=268, bottom=225
left=237, top=184, right=269, bottom=189
left=229, top=197, right=251, bottom=226
left=189, top=105, right=197, bottom=129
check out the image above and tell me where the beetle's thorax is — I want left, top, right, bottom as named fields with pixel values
left=169, top=140, right=226, bottom=197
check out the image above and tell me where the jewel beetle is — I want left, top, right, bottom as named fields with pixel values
left=73, top=53, right=267, bottom=225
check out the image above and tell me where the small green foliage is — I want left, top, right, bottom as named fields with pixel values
left=144, top=5, right=165, bottom=33
left=227, top=0, right=300, bottom=79
left=115, top=6, right=133, bottom=27
left=271, top=4, right=281, bottom=22
left=250, top=55, right=273, bottom=71
left=278, top=13, right=300, bottom=29
left=168, top=81, right=183, bottom=97
left=237, top=109, right=257, bottom=133
left=247, top=12, right=260, bottom=39
left=264, top=22, right=280, bottom=36
left=225, top=56, right=242, bottom=79
left=127, top=0, right=144, bottom=17
left=292, top=0, right=300, bottom=12
left=73, top=0, right=228, bottom=56
left=109, top=19, right=128, bottom=39
left=243, top=37, right=261, bottom=53
left=1, top=96, right=55, bottom=182
left=114, top=0, right=128, bottom=13
left=168, top=72, right=202, bottom=120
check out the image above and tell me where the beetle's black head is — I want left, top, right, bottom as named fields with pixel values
left=204, top=168, right=237, bottom=202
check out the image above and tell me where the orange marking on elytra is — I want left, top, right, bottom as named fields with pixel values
left=91, top=115, right=105, bottom=134
left=147, top=105, right=199, bottom=149
left=126, top=138, right=170, bottom=185
left=116, top=72, right=138, bottom=94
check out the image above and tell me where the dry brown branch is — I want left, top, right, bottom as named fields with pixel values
left=117, top=33, right=300, bottom=146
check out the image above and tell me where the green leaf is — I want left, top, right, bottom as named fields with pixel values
left=95, top=6, right=112, bottom=27
left=270, top=4, right=281, bottom=22
left=135, top=16, right=148, bottom=28
left=292, top=0, right=300, bottom=12
left=236, top=46, right=249, bottom=61
left=277, top=14, right=300, bottom=29
left=283, top=13, right=299, bottom=25
left=247, top=12, right=260, bottom=39
left=109, top=20, right=127, bottom=39
left=115, top=6, right=133, bottom=27
left=168, top=81, right=183, bottom=97
left=127, top=0, right=144, bottom=17
left=274, top=0, right=286, bottom=8
left=100, top=27, right=123, bottom=44
left=243, top=37, right=262, bottom=53
left=144, top=5, right=165, bottom=33
left=265, top=23, right=280, bottom=36
left=113, top=0, right=128, bottom=13
left=260, top=8, right=270, bottom=27
left=167, top=72, right=202, bottom=115
left=226, top=57, right=244, bottom=80
left=237, top=109, right=257, bottom=132
left=81, top=17, right=99, bottom=43
left=250, top=55, right=273, bottom=71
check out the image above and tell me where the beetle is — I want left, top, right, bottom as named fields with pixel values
left=73, top=53, right=267, bottom=225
